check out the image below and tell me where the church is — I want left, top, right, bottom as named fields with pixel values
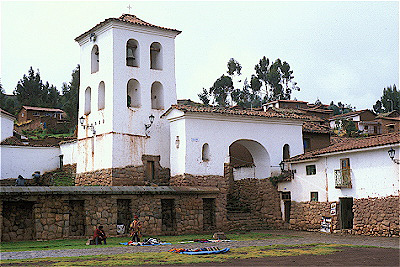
left=2, top=14, right=397, bottom=242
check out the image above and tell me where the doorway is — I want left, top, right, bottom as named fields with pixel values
left=161, top=199, right=176, bottom=234
left=203, top=198, right=216, bottom=231
left=340, top=197, right=353, bottom=229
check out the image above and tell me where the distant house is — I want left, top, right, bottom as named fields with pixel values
left=374, top=110, right=400, bottom=134
left=16, top=106, right=67, bottom=132
left=329, top=109, right=378, bottom=135
left=264, top=100, right=309, bottom=110
left=264, top=100, right=334, bottom=120
left=302, top=121, right=332, bottom=152
left=278, top=132, right=399, bottom=235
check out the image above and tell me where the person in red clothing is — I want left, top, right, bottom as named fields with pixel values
left=130, top=215, right=142, bottom=242
left=93, top=225, right=107, bottom=245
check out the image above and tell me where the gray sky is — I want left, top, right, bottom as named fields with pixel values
left=1, top=1, right=398, bottom=110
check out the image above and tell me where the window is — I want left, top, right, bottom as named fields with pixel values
left=310, top=192, right=318, bottom=201
left=91, top=45, right=99, bottom=73
left=84, top=87, right=91, bottom=115
left=151, top=82, right=164, bottom=109
left=306, top=165, right=316, bottom=175
left=33, top=112, right=39, bottom=116
left=387, top=124, right=395, bottom=133
left=98, top=82, right=105, bottom=110
left=303, top=138, right=311, bottom=151
left=146, top=161, right=155, bottom=182
left=126, top=39, right=139, bottom=67
left=283, top=144, right=290, bottom=160
left=202, top=143, right=210, bottom=161
left=127, top=79, right=140, bottom=108
left=364, top=125, right=368, bottom=130
left=281, top=192, right=291, bottom=200
left=150, top=42, right=162, bottom=70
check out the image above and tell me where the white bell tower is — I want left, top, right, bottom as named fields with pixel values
left=74, top=14, right=181, bottom=185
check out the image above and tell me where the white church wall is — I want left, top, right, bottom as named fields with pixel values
left=60, top=141, right=77, bottom=165
left=169, top=114, right=304, bottom=177
left=1, top=113, right=14, bottom=142
left=1, top=145, right=60, bottom=179
left=233, top=166, right=256, bottom=180
left=76, top=21, right=179, bottom=174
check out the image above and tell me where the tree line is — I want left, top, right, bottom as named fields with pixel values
left=0, top=66, right=80, bottom=129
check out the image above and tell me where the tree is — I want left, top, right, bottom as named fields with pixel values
left=197, top=88, right=210, bottom=106
left=328, top=101, right=354, bottom=115
left=14, top=67, right=45, bottom=107
left=14, top=66, right=59, bottom=109
left=254, top=57, right=299, bottom=101
left=60, top=65, right=80, bottom=126
left=373, top=85, right=399, bottom=113
left=209, top=74, right=234, bottom=107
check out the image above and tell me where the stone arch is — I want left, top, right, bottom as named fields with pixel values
left=229, top=139, right=270, bottom=180
left=98, top=81, right=105, bottom=110
left=84, top=87, right=91, bottom=115
left=91, top=45, right=99, bottom=73
left=150, top=42, right=162, bottom=70
left=151, top=81, right=164, bottom=109
left=127, top=79, right=140, bottom=108
left=126, top=39, right=139, bottom=67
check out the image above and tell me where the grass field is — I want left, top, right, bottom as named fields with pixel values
left=0, top=244, right=341, bottom=266
left=0, top=232, right=294, bottom=252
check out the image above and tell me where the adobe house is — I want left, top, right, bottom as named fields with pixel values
left=15, top=106, right=67, bottom=132
left=329, top=109, right=379, bottom=135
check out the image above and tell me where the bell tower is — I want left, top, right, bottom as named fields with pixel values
left=74, top=14, right=181, bottom=185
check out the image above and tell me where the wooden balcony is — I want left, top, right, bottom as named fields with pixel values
left=334, top=169, right=352, bottom=188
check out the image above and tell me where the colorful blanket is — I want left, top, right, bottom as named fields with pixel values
left=119, top=242, right=171, bottom=246
left=169, top=247, right=230, bottom=255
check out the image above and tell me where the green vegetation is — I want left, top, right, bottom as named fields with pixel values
left=0, top=232, right=293, bottom=252
left=1, top=244, right=342, bottom=266
left=21, top=129, right=74, bottom=139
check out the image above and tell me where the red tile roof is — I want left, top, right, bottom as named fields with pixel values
left=330, top=109, right=375, bottom=120
left=302, top=121, right=332, bottom=134
left=21, top=106, right=64, bottom=113
left=163, top=105, right=320, bottom=121
left=288, top=132, right=400, bottom=162
left=75, top=14, right=181, bottom=41
left=0, top=108, right=16, bottom=118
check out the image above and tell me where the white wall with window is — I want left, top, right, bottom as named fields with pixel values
left=278, top=144, right=400, bottom=202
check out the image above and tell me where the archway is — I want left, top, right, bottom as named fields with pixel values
left=229, top=139, right=270, bottom=180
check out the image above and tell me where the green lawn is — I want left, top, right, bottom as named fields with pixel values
left=0, top=244, right=341, bottom=266
left=0, top=232, right=294, bottom=252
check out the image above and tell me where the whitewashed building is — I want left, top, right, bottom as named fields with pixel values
left=278, top=132, right=399, bottom=235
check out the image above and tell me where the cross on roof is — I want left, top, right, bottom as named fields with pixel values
left=127, top=4, right=132, bottom=13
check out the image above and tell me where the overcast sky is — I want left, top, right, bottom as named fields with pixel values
left=1, top=1, right=398, bottom=110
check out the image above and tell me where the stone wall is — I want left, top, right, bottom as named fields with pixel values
left=289, top=201, right=336, bottom=232
left=75, top=155, right=170, bottom=186
left=288, top=195, right=399, bottom=237
left=352, top=195, right=399, bottom=237
left=227, top=178, right=284, bottom=230
left=169, top=164, right=231, bottom=231
left=1, top=186, right=219, bottom=241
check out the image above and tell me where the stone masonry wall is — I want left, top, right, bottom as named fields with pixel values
left=289, top=195, right=399, bottom=237
left=228, top=178, right=284, bottom=229
left=169, top=164, right=231, bottom=231
left=289, top=201, right=336, bottom=232
left=1, top=190, right=219, bottom=241
left=352, top=195, right=399, bottom=237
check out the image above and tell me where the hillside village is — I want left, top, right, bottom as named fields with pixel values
left=0, top=13, right=398, bottom=242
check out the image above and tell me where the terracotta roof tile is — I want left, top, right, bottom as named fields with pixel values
left=330, top=109, right=375, bottom=120
left=0, top=108, right=16, bottom=118
left=288, top=131, right=400, bottom=162
left=165, top=105, right=319, bottom=121
left=302, top=121, right=332, bottom=134
left=75, top=14, right=181, bottom=41
left=21, top=106, right=64, bottom=113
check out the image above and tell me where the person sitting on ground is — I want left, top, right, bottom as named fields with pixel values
left=130, top=215, right=142, bottom=242
left=16, top=175, right=25, bottom=186
left=93, top=225, right=107, bottom=245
